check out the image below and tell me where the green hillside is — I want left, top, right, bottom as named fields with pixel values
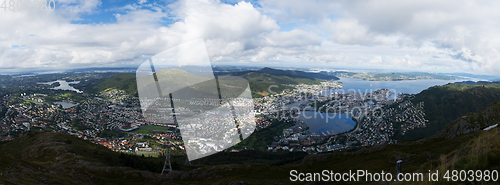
left=91, top=73, right=137, bottom=95
left=152, top=69, right=211, bottom=94
left=392, top=82, right=500, bottom=141
left=419, top=128, right=500, bottom=184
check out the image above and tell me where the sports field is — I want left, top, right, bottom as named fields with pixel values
left=134, top=125, right=172, bottom=134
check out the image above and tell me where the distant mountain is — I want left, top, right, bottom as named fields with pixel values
left=211, top=66, right=261, bottom=73
left=454, top=80, right=495, bottom=85
left=441, top=72, right=500, bottom=81
left=392, top=81, right=500, bottom=141
left=222, top=67, right=339, bottom=81
left=332, top=71, right=459, bottom=81
left=259, top=67, right=339, bottom=80
left=322, top=70, right=357, bottom=77
left=453, top=80, right=477, bottom=85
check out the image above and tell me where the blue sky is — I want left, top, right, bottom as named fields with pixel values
left=72, top=0, right=177, bottom=24
left=1, top=0, right=500, bottom=76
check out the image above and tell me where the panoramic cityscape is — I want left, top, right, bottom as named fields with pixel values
left=2, top=0, right=500, bottom=184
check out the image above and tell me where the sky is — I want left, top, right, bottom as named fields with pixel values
left=1, top=0, right=500, bottom=76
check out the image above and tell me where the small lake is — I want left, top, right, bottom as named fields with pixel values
left=295, top=111, right=356, bottom=135
left=38, top=80, right=83, bottom=93
left=53, top=101, right=79, bottom=109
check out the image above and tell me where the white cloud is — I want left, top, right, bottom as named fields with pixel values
left=1, top=0, right=500, bottom=76
left=258, top=0, right=341, bottom=23
left=254, top=0, right=500, bottom=75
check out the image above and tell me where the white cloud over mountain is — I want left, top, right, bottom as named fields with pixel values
left=1, top=0, right=500, bottom=76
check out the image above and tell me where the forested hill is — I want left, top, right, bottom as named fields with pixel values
left=393, top=81, right=500, bottom=141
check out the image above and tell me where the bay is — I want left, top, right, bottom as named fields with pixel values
left=38, top=80, right=83, bottom=93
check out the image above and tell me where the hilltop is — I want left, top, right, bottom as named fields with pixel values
left=138, top=68, right=213, bottom=95
left=90, top=73, right=138, bottom=95
left=221, top=67, right=339, bottom=81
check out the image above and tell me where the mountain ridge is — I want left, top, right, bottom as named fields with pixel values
left=219, top=67, right=339, bottom=81
left=92, top=68, right=335, bottom=98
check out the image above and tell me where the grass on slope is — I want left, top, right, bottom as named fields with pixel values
left=415, top=128, right=500, bottom=185
left=134, top=125, right=174, bottom=134
left=0, top=131, right=165, bottom=184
